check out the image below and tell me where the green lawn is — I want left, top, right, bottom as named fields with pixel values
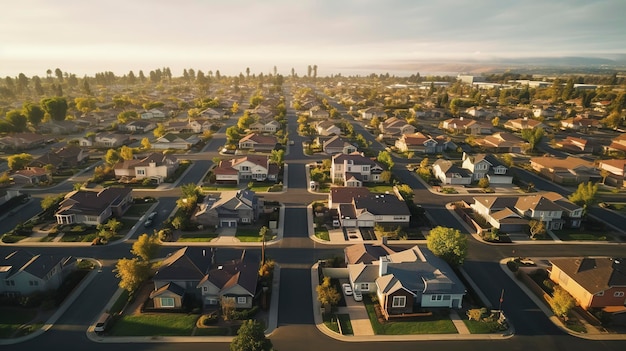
left=124, top=203, right=154, bottom=217
left=109, top=314, right=199, bottom=336
left=194, top=326, right=233, bottom=336
left=553, top=229, right=611, bottom=241
left=365, top=184, right=394, bottom=193
left=109, top=290, right=130, bottom=315
left=363, top=296, right=456, bottom=335
left=337, top=313, right=354, bottom=335
left=315, top=227, right=330, bottom=241
left=236, top=228, right=262, bottom=242
left=178, top=232, right=218, bottom=242
left=323, top=314, right=339, bottom=333
left=463, top=319, right=506, bottom=334
left=0, top=307, right=37, bottom=338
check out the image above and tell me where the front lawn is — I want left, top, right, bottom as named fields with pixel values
left=236, top=228, right=262, bottom=242
left=315, top=227, right=329, bottom=241
left=553, top=228, right=611, bottom=241
left=109, top=314, right=199, bottom=336
left=0, top=307, right=37, bottom=338
left=365, top=184, right=394, bottom=193
left=124, top=203, right=154, bottom=217
left=363, top=295, right=456, bottom=335
left=463, top=319, right=506, bottom=334
left=178, top=232, right=219, bottom=242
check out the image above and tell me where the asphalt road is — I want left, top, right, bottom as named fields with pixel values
left=2, top=86, right=626, bottom=350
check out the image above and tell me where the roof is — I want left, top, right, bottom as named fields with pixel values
left=0, top=250, right=74, bottom=280
left=332, top=152, right=382, bottom=168
left=551, top=257, right=626, bottom=294
left=153, top=247, right=211, bottom=282
left=348, top=263, right=381, bottom=283
left=239, top=133, right=278, bottom=145
left=376, top=274, right=414, bottom=296
left=149, top=282, right=186, bottom=298
left=330, top=187, right=371, bottom=205
left=56, top=187, right=132, bottom=217
left=515, top=194, right=563, bottom=212
left=345, top=242, right=396, bottom=264
left=323, top=135, right=355, bottom=149
left=530, top=156, right=594, bottom=170
left=473, top=196, right=518, bottom=210
left=353, top=193, right=411, bottom=216
left=203, top=250, right=260, bottom=296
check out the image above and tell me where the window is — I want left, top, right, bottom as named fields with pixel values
left=137, top=169, right=145, bottom=175
left=614, top=291, right=625, bottom=297
left=237, top=297, right=247, bottom=304
left=360, top=283, right=369, bottom=290
left=5, top=280, right=15, bottom=286
left=160, top=297, right=175, bottom=308
left=362, top=166, right=369, bottom=172
left=203, top=287, right=208, bottom=292
left=431, top=295, right=443, bottom=301
left=392, top=296, right=406, bottom=308
left=241, top=217, right=250, bottom=223
left=241, top=166, right=249, bottom=171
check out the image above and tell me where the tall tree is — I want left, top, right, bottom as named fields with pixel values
left=119, top=145, right=134, bottom=160
left=568, top=181, right=598, bottom=213
left=41, top=97, right=68, bottom=121
left=23, top=102, right=45, bottom=126
left=427, top=226, right=468, bottom=266
left=5, top=110, right=28, bottom=132
left=316, top=276, right=340, bottom=313
left=521, top=127, right=544, bottom=152
left=131, top=233, right=160, bottom=262
left=7, top=153, right=33, bottom=170
left=229, top=320, right=273, bottom=351
left=115, top=258, right=149, bottom=293
left=376, top=150, right=394, bottom=170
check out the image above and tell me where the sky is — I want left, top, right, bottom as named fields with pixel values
left=1, top=0, right=625, bottom=77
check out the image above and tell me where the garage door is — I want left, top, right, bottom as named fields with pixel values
left=220, top=220, right=237, bottom=227
left=357, top=220, right=374, bottom=227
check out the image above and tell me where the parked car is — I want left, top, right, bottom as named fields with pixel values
left=342, top=283, right=353, bottom=296
left=94, top=313, right=111, bottom=333
left=144, top=212, right=157, bottom=227
left=353, top=290, right=363, bottom=302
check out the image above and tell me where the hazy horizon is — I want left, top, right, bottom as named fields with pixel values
left=2, top=0, right=625, bottom=78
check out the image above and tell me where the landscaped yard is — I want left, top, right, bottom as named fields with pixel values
left=463, top=319, right=506, bottom=334
left=323, top=313, right=353, bottom=335
left=363, top=295, right=456, bottom=335
left=315, top=227, right=329, bottom=241
left=109, top=314, right=199, bottom=336
left=553, top=228, right=611, bottom=241
left=177, top=232, right=219, bottom=242
left=365, top=184, right=394, bottom=193
left=124, top=203, right=154, bottom=217
left=0, top=307, right=38, bottom=338
left=236, top=228, right=263, bottom=242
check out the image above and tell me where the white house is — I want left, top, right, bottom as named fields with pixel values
left=432, top=159, right=472, bottom=185
left=331, top=152, right=384, bottom=186
left=213, top=155, right=279, bottom=184
left=0, top=250, right=77, bottom=296
left=114, top=152, right=179, bottom=183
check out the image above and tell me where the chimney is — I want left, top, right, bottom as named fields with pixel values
left=379, top=256, right=389, bottom=275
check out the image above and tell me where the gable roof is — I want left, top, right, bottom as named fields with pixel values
left=332, top=152, right=383, bottom=168
left=153, top=247, right=211, bottom=282
left=202, top=250, right=260, bottom=296
left=330, top=187, right=371, bottom=205
left=0, top=250, right=74, bottom=280
left=56, top=187, right=132, bottom=217
left=345, top=242, right=396, bottom=264
left=239, top=133, right=278, bottom=145
left=551, top=257, right=626, bottom=294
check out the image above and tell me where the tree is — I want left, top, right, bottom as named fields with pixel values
left=104, top=149, right=120, bottom=166
left=23, top=103, right=45, bottom=126
left=396, top=184, right=414, bottom=202
left=491, top=116, right=500, bottom=127
left=119, top=145, right=134, bottom=160
left=549, top=286, right=576, bottom=318
left=153, top=123, right=166, bottom=138
left=426, top=226, right=468, bottom=266
left=529, top=219, right=546, bottom=239
left=380, top=170, right=392, bottom=183
left=141, top=137, right=151, bottom=150
left=7, top=153, right=33, bottom=170
left=478, top=177, right=490, bottom=189
left=568, top=181, right=598, bottom=213
left=41, top=194, right=64, bottom=211
left=259, top=226, right=270, bottom=264
left=316, top=276, right=340, bottom=313
left=115, top=258, right=149, bottom=293
left=602, top=111, right=622, bottom=129
left=229, top=319, right=273, bottom=351
left=5, top=110, right=28, bottom=132
left=600, top=169, right=610, bottom=184
left=41, top=97, right=68, bottom=121
left=269, top=149, right=284, bottom=166
left=376, top=150, right=394, bottom=170
left=131, top=233, right=161, bottom=262
left=521, top=127, right=544, bottom=152
left=231, top=102, right=240, bottom=115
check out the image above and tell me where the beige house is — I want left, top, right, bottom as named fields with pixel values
left=114, top=152, right=179, bottom=183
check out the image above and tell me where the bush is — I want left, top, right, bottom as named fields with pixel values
left=506, top=260, right=519, bottom=272
left=232, top=306, right=259, bottom=320
left=467, top=307, right=489, bottom=321
left=200, top=312, right=219, bottom=325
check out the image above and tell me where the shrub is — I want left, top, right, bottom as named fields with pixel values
left=506, top=260, right=519, bottom=272
left=232, top=306, right=259, bottom=320
left=467, top=307, right=489, bottom=321
left=201, top=313, right=219, bottom=325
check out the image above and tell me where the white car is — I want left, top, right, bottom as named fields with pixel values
left=353, top=291, right=363, bottom=302
left=342, top=283, right=353, bottom=296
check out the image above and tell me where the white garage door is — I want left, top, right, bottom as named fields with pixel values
left=357, top=220, right=374, bottom=227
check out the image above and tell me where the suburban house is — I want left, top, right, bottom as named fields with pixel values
left=140, top=108, right=166, bottom=119
left=0, top=250, right=77, bottom=297
left=360, top=107, right=386, bottom=120
left=322, top=136, right=357, bottom=155
left=532, top=106, right=559, bottom=119
left=199, top=108, right=224, bottom=120
left=530, top=156, right=598, bottom=184
left=328, top=187, right=372, bottom=209
left=461, top=153, right=513, bottom=184
left=193, top=189, right=260, bottom=228
left=549, top=257, right=626, bottom=311
left=504, top=117, right=545, bottom=131
left=79, top=132, right=130, bottom=148
left=555, top=136, right=598, bottom=153
left=474, top=132, right=528, bottom=153
left=331, top=152, right=385, bottom=186
left=114, top=152, right=179, bottom=183
left=248, top=120, right=281, bottom=134
left=598, top=159, right=626, bottom=187
left=432, top=159, right=472, bottom=185
left=471, top=192, right=583, bottom=232
left=150, top=247, right=259, bottom=309
left=344, top=243, right=465, bottom=319
left=54, top=187, right=133, bottom=225
left=152, top=133, right=200, bottom=150
left=0, top=133, right=46, bottom=151
left=605, top=134, right=626, bottom=154
left=213, top=155, right=279, bottom=184
left=29, top=145, right=89, bottom=171
left=338, top=191, right=410, bottom=228
left=379, top=117, right=416, bottom=136
left=238, top=133, right=278, bottom=152
left=560, top=116, right=601, bottom=132
left=11, top=167, right=50, bottom=185
left=441, top=117, right=491, bottom=135
left=315, top=120, right=341, bottom=136
left=37, top=120, right=79, bottom=135
left=120, top=120, right=156, bottom=133
left=309, top=106, right=330, bottom=119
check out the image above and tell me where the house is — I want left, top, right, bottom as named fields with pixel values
left=249, top=120, right=281, bottom=134
left=37, top=120, right=79, bottom=134
left=11, top=167, right=50, bottom=185
left=432, top=159, right=472, bottom=185
left=605, top=134, right=626, bottom=154
left=471, top=197, right=528, bottom=232
left=542, top=192, right=584, bottom=228
left=598, top=159, right=626, bottom=187
left=322, top=136, right=357, bottom=155
left=199, top=108, right=224, bottom=120
left=152, top=133, right=200, bottom=150
left=465, top=107, right=496, bottom=119
left=532, top=106, right=559, bottom=119
left=360, top=107, right=386, bottom=120
left=530, top=156, right=598, bottom=184
left=549, top=257, right=626, bottom=311
left=0, top=133, right=46, bottom=151
left=315, top=120, right=341, bottom=136
left=504, top=117, right=545, bottom=131
left=560, top=116, right=601, bottom=132
left=461, top=153, right=513, bottom=184
left=328, top=187, right=372, bottom=209
left=474, top=132, right=527, bottom=153
left=331, top=152, right=384, bottom=186
left=441, top=117, right=489, bottom=135
left=338, top=192, right=410, bottom=228
left=197, top=250, right=260, bottom=308
left=555, top=136, right=598, bottom=153
left=193, top=189, right=259, bottom=227
left=29, top=145, right=89, bottom=171
left=344, top=243, right=465, bottom=319
left=114, top=152, right=179, bottom=183
left=379, top=117, right=416, bottom=136
left=213, top=155, right=279, bottom=184
left=140, top=108, right=166, bottom=119
left=309, top=106, right=330, bottom=119
left=79, top=133, right=129, bottom=148
left=0, top=250, right=76, bottom=297
left=238, top=133, right=278, bottom=152
left=120, top=120, right=156, bottom=133
left=150, top=247, right=259, bottom=309
left=188, top=118, right=214, bottom=133
left=54, top=187, right=133, bottom=225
